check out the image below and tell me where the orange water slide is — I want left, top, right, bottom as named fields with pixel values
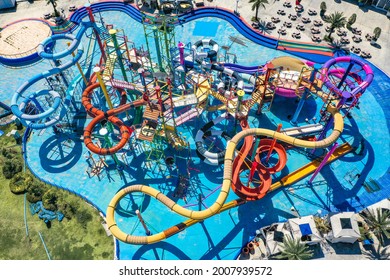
left=255, top=139, right=287, bottom=174
left=82, top=81, right=145, bottom=155
left=231, top=119, right=271, bottom=201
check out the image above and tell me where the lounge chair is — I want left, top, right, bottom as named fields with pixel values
left=360, top=51, right=371, bottom=59
left=352, top=35, right=362, bottom=43
left=351, top=27, right=362, bottom=35
left=292, top=32, right=301, bottom=39
left=365, top=34, right=373, bottom=41
left=311, top=35, right=321, bottom=42
left=337, top=29, right=347, bottom=37
left=351, top=46, right=361, bottom=54
left=288, top=14, right=297, bottom=21
left=311, top=28, right=320, bottom=34
left=278, top=28, right=287, bottom=35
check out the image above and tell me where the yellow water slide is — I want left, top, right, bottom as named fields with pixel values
left=106, top=103, right=344, bottom=244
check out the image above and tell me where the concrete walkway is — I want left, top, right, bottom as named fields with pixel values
left=0, top=0, right=389, bottom=72
left=204, top=0, right=389, bottom=74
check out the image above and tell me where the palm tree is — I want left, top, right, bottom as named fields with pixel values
left=361, top=208, right=390, bottom=246
left=324, top=12, right=347, bottom=42
left=255, top=20, right=272, bottom=35
left=314, top=216, right=331, bottom=235
left=276, top=236, right=313, bottom=260
left=249, top=0, right=269, bottom=21
left=46, top=0, right=60, bottom=17
left=363, top=244, right=390, bottom=260
left=328, top=40, right=350, bottom=56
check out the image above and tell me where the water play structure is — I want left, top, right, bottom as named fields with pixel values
left=2, top=1, right=386, bottom=259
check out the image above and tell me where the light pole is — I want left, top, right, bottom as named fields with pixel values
left=235, top=0, right=240, bottom=15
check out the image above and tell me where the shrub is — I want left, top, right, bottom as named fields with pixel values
left=373, top=27, right=381, bottom=40
left=1, top=148, right=18, bottom=159
left=348, top=13, right=357, bottom=25
left=76, top=209, right=93, bottom=228
left=26, top=180, right=48, bottom=203
left=58, top=200, right=78, bottom=220
left=9, top=173, right=28, bottom=194
left=2, top=158, right=23, bottom=179
left=320, top=2, right=327, bottom=16
left=42, top=189, right=59, bottom=211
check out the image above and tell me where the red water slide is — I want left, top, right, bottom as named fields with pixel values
left=82, top=81, right=144, bottom=155
left=231, top=119, right=272, bottom=201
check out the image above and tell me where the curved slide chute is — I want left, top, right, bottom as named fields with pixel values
left=82, top=82, right=144, bottom=155
left=195, top=113, right=230, bottom=165
left=223, top=63, right=260, bottom=75
left=106, top=103, right=344, bottom=244
left=321, top=56, right=374, bottom=99
left=231, top=119, right=272, bottom=201
left=11, top=22, right=94, bottom=129
left=192, top=39, right=219, bottom=62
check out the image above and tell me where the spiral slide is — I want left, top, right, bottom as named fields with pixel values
left=10, top=22, right=94, bottom=129
left=106, top=103, right=344, bottom=244
left=255, top=139, right=287, bottom=174
left=81, top=82, right=145, bottom=155
left=231, top=119, right=272, bottom=201
left=195, top=113, right=230, bottom=165
left=321, top=56, right=374, bottom=98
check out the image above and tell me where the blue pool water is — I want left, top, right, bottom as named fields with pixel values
left=193, top=21, right=220, bottom=37
left=1, top=10, right=390, bottom=260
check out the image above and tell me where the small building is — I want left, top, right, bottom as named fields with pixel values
left=366, top=198, right=390, bottom=213
left=326, top=212, right=361, bottom=244
left=288, top=215, right=322, bottom=245
left=261, top=222, right=292, bottom=257
left=0, top=0, right=16, bottom=10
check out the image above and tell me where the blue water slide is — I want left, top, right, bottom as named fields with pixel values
left=68, top=2, right=277, bottom=49
left=69, top=1, right=142, bottom=24
left=178, top=8, right=278, bottom=49
left=11, top=22, right=89, bottom=129
left=223, top=63, right=261, bottom=74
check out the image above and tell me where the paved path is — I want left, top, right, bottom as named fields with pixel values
left=204, top=0, right=390, bottom=74
left=1, top=1, right=388, bottom=73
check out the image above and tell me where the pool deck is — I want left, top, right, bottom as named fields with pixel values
left=1, top=0, right=389, bottom=74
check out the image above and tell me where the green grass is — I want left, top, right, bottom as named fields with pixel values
left=0, top=176, right=115, bottom=260
left=0, top=124, right=114, bottom=260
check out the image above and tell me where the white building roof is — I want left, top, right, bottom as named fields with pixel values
left=263, top=223, right=292, bottom=256
left=329, top=212, right=360, bottom=239
left=288, top=215, right=322, bottom=244
left=367, top=198, right=390, bottom=213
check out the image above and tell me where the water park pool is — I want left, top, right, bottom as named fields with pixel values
left=1, top=3, right=389, bottom=260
